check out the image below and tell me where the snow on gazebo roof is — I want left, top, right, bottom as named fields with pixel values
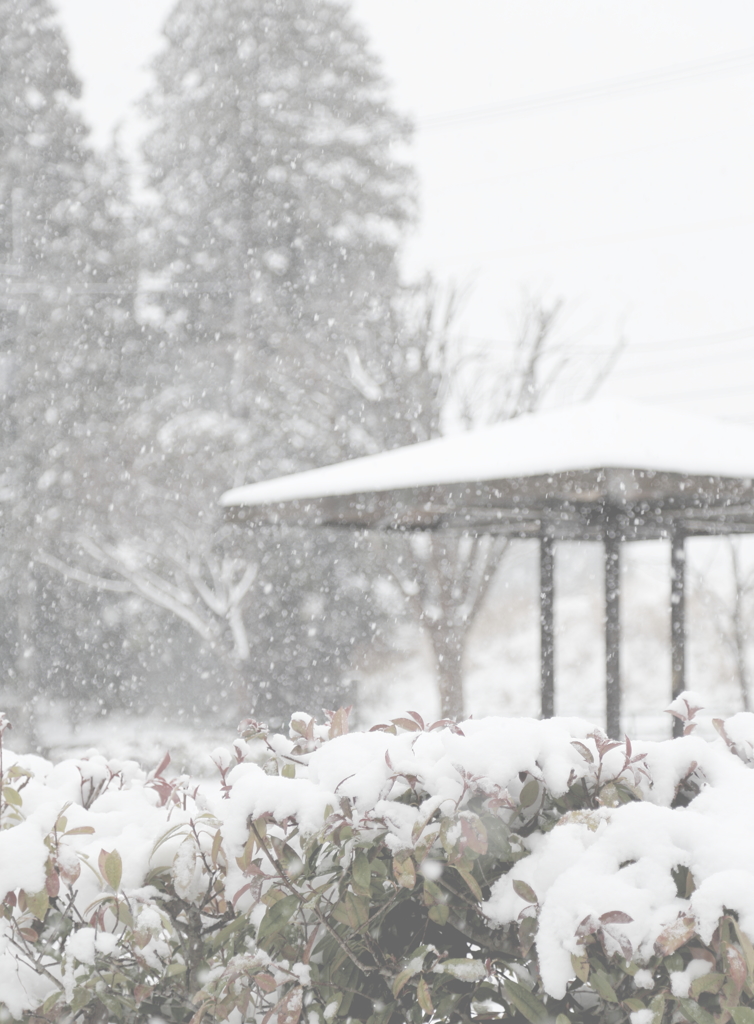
left=221, top=399, right=754, bottom=541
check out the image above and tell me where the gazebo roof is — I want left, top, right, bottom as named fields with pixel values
left=221, top=399, right=754, bottom=541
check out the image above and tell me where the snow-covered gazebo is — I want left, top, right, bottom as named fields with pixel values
left=221, top=399, right=754, bottom=737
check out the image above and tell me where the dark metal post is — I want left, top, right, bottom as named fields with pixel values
left=605, top=535, right=621, bottom=738
left=670, top=532, right=686, bottom=739
left=540, top=535, right=555, bottom=718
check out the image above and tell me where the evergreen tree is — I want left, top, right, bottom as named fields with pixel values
left=141, top=0, right=417, bottom=466
left=0, top=0, right=137, bottom=738
left=68, top=0, right=435, bottom=724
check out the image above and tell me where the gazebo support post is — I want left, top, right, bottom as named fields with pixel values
left=539, top=535, right=555, bottom=718
left=670, top=532, right=686, bottom=739
left=605, top=535, right=621, bottom=738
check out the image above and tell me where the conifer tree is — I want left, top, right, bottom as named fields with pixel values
left=64, top=0, right=432, bottom=724
left=0, top=0, right=137, bottom=735
left=141, top=0, right=417, bottom=466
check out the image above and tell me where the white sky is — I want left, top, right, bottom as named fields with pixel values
left=54, top=0, right=754, bottom=422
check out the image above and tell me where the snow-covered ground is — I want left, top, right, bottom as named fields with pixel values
left=358, top=538, right=746, bottom=741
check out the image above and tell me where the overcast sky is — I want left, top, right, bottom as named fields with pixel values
left=54, top=0, right=754, bottom=422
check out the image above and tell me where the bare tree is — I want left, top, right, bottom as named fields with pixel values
left=381, top=292, right=623, bottom=720
left=692, top=538, right=754, bottom=712
left=39, top=526, right=257, bottom=711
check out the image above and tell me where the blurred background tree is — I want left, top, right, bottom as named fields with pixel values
left=0, top=0, right=138, bottom=742
left=48, top=0, right=441, bottom=728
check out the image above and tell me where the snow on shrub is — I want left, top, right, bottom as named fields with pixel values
left=2, top=699, right=754, bottom=1023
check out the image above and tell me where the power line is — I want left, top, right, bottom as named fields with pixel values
left=646, top=380, right=754, bottom=401
left=467, top=212, right=754, bottom=262
left=627, top=326, right=754, bottom=353
left=418, top=48, right=754, bottom=131
left=619, top=341, right=754, bottom=377
left=464, top=325, right=754, bottom=356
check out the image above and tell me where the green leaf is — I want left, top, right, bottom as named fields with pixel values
left=519, top=914, right=537, bottom=955
left=417, top=977, right=433, bottom=1014
left=332, top=891, right=369, bottom=932
left=454, top=864, right=483, bottom=901
left=731, top=1009, right=754, bottom=1024
left=393, top=853, right=416, bottom=890
left=649, top=994, right=666, bottom=1024
left=513, top=879, right=538, bottom=905
left=25, top=889, right=49, bottom=921
left=352, top=851, right=371, bottom=896
left=624, top=1000, right=647, bottom=1013
left=690, top=973, right=725, bottom=999
left=64, top=826, right=95, bottom=836
left=393, top=947, right=429, bottom=996
left=520, top=779, right=540, bottom=808
left=571, top=952, right=589, bottom=983
left=677, top=999, right=715, bottom=1024
left=590, top=969, right=619, bottom=1003
left=71, top=987, right=92, bottom=1014
left=165, top=962, right=187, bottom=977
left=2, top=787, right=22, bottom=808
left=429, top=904, right=449, bottom=925
left=732, top=920, right=754, bottom=977
left=282, top=763, right=296, bottom=779
left=367, top=1001, right=395, bottom=1024
left=504, top=979, right=549, bottom=1024
left=257, top=893, right=299, bottom=946
left=100, top=849, right=123, bottom=891
left=422, top=879, right=442, bottom=906
left=40, top=990, right=63, bottom=1014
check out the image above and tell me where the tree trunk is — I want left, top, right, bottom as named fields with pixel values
left=14, top=568, right=39, bottom=750
left=427, top=621, right=466, bottom=720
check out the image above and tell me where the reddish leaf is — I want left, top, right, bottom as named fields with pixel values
left=134, top=984, right=153, bottom=1005
left=600, top=911, right=634, bottom=925
left=571, top=741, right=594, bottom=764
left=406, top=711, right=426, bottom=729
left=327, top=707, right=351, bottom=739
left=654, top=915, right=696, bottom=955
left=576, top=914, right=598, bottom=939
left=392, top=717, right=422, bottom=733
left=460, top=815, right=488, bottom=856
left=429, top=719, right=465, bottom=735
left=725, top=944, right=748, bottom=991
left=232, top=883, right=254, bottom=908
left=276, top=985, right=304, bottom=1024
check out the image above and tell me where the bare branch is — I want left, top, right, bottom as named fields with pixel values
left=582, top=333, right=628, bottom=401
left=35, top=550, right=133, bottom=593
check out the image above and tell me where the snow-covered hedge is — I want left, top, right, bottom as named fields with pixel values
left=2, top=699, right=754, bottom=1024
